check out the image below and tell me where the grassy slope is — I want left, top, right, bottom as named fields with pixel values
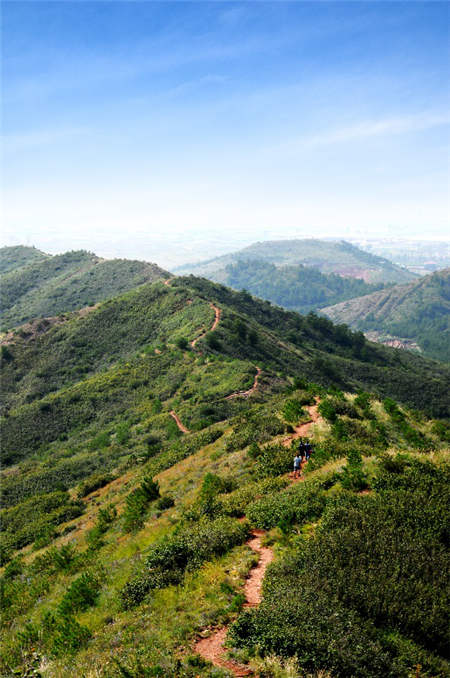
left=0, top=245, right=49, bottom=274
left=323, top=269, right=450, bottom=362
left=1, top=381, right=448, bottom=677
left=1, top=275, right=449, bottom=677
left=0, top=249, right=168, bottom=330
left=1, top=278, right=449, bottom=466
left=175, top=239, right=417, bottom=284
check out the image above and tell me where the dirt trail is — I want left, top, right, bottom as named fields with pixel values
left=226, top=366, right=262, bottom=400
left=191, top=303, right=221, bottom=347
left=195, top=529, right=273, bottom=676
left=163, top=277, right=173, bottom=286
left=282, top=400, right=320, bottom=447
left=194, top=399, right=322, bottom=674
left=169, top=410, right=190, bottom=434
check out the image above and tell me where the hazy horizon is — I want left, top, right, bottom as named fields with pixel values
left=2, top=2, right=449, bottom=267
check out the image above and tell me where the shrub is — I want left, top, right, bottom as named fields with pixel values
left=318, top=399, right=337, bottom=422
left=58, top=572, right=101, bottom=615
left=77, top=472, right=115, bottom=498
left=88, top=431, right=111, bottom=451
left=256, top=445, right=292, bottom=478
left=340, top=449, right=369, bottom=491
left=230, top=462, right=450, bottom=676
left=123, top=477, right=160, bottom=532
left=282, top=399, right=306, bottom=424
left=247, top=481, right=328, bottom=530
left=116, top=422, right=131, bottom=445
left=120, top=566, right=183, bottom=610
left=45, top=612, right=91, bottom=657
left=156, top=495, right=175, bottom=511
left=121, top=517, right=249, bottom=608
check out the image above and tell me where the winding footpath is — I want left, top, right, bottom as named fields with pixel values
left=195, top=530, right=273, bottom=677
left=169, top=410, right=190, bottom=434
left=194, top=400, right=321, bottom=675
left=191, top=304, right=221, bottom=348
left=168, top=298, right=263, bottom=433
left=226, top=366, right=262, bottom=400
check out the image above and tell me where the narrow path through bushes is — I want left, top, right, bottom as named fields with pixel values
left=194, top=400, right=321, bottom=675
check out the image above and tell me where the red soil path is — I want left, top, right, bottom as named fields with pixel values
left=194, top=400, right=321, bottom=674
left=195, top=530, right=273, bottom=676
left=282, top=400, right=320, bottom=447
left=169, top=410, right=190, bottom=434
left=191, top=303, right=221, bottom=347
left=226, top=366, right=262, bottom=400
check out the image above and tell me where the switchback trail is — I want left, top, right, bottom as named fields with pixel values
left=191, top=303, right=221, bottom=347
left=194, top=400, right=321, bottom=674
left=169, top=410, right=190, bottom=434
left=226, top=366, right=262, bottom=400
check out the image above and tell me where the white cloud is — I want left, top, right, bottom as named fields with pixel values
left=2, top=127, right=90, bottom=152
left=297, top=111, right=450, bottom=148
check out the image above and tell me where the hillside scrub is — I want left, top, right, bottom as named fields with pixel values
left=1, top=271, right=449, bottom=677
left=230, top=457, right=450, bottom=677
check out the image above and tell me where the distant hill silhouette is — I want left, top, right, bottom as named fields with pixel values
left=176, top=238, right=417, bottom=285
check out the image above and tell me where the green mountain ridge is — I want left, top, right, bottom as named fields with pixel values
left=218, top=258, right=387, bottom=314
left=0, top=245, right=50, bottom=274
left=1, top=274, right=449, bottom=678
left=0, top=246, right=169, bottom=330
left=322, top=268, right=450, bottom=362
left=175, top=238, right=417, bottom=285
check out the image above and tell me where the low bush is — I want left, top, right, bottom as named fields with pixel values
left=247, top=481, right=328, bottom=530
left=123, top=477, right=160, bottom=532
left=256, top=445, right=292, bottom=478
left=156, top=495, right=175, bottom=511
left=121, top=517, right=249, bottom=608
left=230, top=459, right=450, bottom=676
left=58, top=571, right=101, bottom=615
left=77, top=472, right=116, bottom=498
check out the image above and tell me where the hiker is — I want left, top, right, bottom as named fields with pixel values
left=305, top=442, right=313, bottom=461
left=293, top=452, right=302, bottom=478
left=298, top=439, right=306, bottom=462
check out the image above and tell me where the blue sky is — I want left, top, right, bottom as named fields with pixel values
left=2, top=1, right=449, bottom=266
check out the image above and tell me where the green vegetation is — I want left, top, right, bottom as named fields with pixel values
left=323, top=268, right=450, bottom=362
left=224, top=259, right=386, bottom=313
left=0, top=271, right=448, bottom=677
left=230, top=458, right=449, bottom=677
left=0, top=245, right=49, bottom=274
left=0, top=247, right=168, bottom=330
left=176, top=238, right=417, bottom=284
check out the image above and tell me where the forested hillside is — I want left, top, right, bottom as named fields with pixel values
left=0, top=247, right=168, bottom=330
left=0, top=246, right=49, bottom=274
left=1, top=275, right=449, bottom=678
left=323, top=269, right=450, bottom=362
left=222, top=259, right=386, bottom=313
left=176, top=239, right=417, bottom=284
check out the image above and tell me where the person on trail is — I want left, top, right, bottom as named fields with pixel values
left=293, top=453, right=302, bottom=478
left=298, top=439, right=306, bottom=462
left=305, top=442, right=313, bottom=462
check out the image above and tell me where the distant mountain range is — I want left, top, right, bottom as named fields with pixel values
left=323, top=269, right=450, bottom=362
left=0, top=246, right=168, bottom=330
left=175, top=238, right=418, bottom=285
left=212, top=259, right=387, bottom=315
